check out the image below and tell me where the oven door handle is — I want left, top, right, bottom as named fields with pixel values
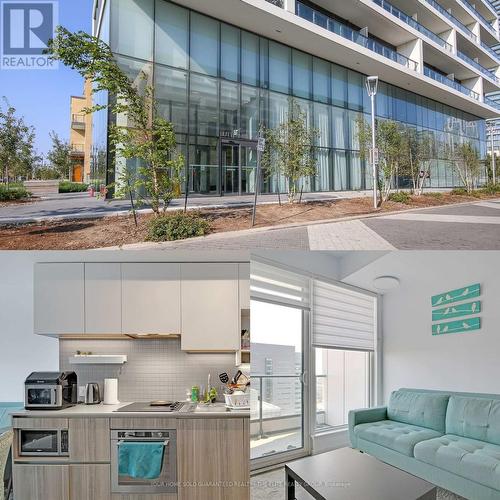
left=117, top=440, right=170, bottom=447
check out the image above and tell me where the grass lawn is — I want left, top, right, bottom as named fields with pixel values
left=0, top=190, right=497, bottom=249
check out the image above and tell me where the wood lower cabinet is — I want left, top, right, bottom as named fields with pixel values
left=13, top=464, right=69, bottom=500
left=177, top=418, right=250, bottom=500
left=70, top=464, right=110, bottom=500
left=69, top=418, right=110, bottom=462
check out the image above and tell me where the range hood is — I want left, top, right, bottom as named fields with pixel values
left=125, top=333, right=181, bottom=339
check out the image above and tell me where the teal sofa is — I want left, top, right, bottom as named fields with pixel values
left=349, top=388, right=500, bottom=500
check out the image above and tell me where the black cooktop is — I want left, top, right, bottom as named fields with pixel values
left=114, top=401, right=184, bottom=413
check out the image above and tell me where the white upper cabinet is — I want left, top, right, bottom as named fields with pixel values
left=34, top=263, right=85, bottom=335
left=84, top=263, right=122, bottom=334
left=181, top=263, right=240, bottom=351
left=239, top=263, right=250, bottom=310
left=121, top=263, right=181, bottom=334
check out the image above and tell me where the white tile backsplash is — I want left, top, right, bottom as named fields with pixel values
left=59, top=338, right=236, bottom=402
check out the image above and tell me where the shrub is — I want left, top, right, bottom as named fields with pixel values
left=59, top=181, right=89, bottom=193
left=0, top=185, right=30, bottom=201
left=422, top=192, right=443, bottom=198
left=479, top=183, right=500, bottom=195
left=450, top=187, right=468, bottom=196
left=147, top=212, right=210, bottom=242
left=388, top=191, right=411, bottom=204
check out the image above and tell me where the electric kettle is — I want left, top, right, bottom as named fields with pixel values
left=84, top=383, right=101, bottom=405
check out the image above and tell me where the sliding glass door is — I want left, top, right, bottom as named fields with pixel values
left=250, top=299, right=310, bottom=469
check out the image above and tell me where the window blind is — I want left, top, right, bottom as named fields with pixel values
left=312, top=279, right=376, bottom=351
left=250, top=261, right=310, bottom=308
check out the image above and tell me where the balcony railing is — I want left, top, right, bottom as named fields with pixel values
left=460, top=0, right=497, bottom=36
left=481, top=40, right=500, bottom=62
left=70, top=144, right=85, bottom=155
left=423, top=0, right=478, bottom=42
left=457, top=50, right=500, bottom=83
left=485, top=96, right=500, bottom=109
left=373, top=0, right=453, bottom=52
left=424, top=65, right=480, bottom=99
left=71, top=113, right=86, bottom=130
left=296, top=1, right=419, bottom=71
left=265, top=0, right=284, bottom=7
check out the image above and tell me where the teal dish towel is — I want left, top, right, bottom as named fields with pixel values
left=118, top=442, right=165, bottom=479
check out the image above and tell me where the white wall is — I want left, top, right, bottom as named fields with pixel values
left=0, top=250, right=250, bottom=402
left=344, top=251, right=500, bottom=403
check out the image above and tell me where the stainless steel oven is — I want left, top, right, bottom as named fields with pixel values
left=19, top=429, right=69, bottom=456
left=111, top=429, right=177, bottom=494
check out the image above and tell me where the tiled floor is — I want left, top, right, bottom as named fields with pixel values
left=251, top=464, right=465, bottom=500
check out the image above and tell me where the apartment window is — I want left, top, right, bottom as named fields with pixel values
left=221, top=24, right=240, bottom=82
left=292, top=49, right=312, bottom=99
left=220, top=80, right=240, bottom=137
left=315, top=348, right=370, bottom=432
left=189, top=74, right=218, bottom=136
left=155, top=66, right=188, bottom=134
left=241, top=85, right=259, bottom=140
left=155, top=0, right=189, bottom=69
left=268, top=41, right=290, bottom=94
left=331, top=64, right=347, bottom=108
left=241, top=32, right=259, bottom=86
left=313, top=57, right=330, bottom=104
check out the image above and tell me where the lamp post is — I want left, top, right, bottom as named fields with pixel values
left=366, top=76, right=379, bottom=209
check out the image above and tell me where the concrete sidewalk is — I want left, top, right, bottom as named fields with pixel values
left=0, top=190, right=372, bottom=225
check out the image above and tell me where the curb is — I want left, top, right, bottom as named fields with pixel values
left=108, top=197, right=500, bottom=250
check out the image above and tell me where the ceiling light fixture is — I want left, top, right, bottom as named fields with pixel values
left=373, top=276, right=400, bottom=291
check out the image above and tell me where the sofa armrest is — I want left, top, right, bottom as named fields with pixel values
left=348, top=406, right=387, bottom=448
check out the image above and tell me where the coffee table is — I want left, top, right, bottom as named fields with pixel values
left=285, top=447, right=437, bottom=500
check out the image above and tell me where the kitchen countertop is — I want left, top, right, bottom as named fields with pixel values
left=11, top=402, right=249, bottom=419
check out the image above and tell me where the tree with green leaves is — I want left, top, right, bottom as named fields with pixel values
left=47, top=132, right=73, bottom=179
left=0, top=98, right=38, bottom=185
left=453, top=142, right=481, bottom=194
left=357, top=117, right=406, bottom=204
left=261, top=98, right=318, bottom=203
left=47, top=26, right=184, bottom=215
left=400, top=128, right=432, bottom=195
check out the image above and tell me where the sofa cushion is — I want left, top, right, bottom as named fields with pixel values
left=414, top=434, right=500, bottom=491
left=354, top=420, right=442, bottom=457
left=387, top=390, right=450, bottom=433
left=446, top=396, right=500, bottom=446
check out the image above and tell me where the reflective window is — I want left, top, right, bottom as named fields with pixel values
left=220, top=80, right=240, bottom=138
left=313, top=57, right=330, bottom=104
left=221, top=24, right=240, bottom=82
left=269, top=42, right=290, bottom=93
left=331, top=65, right=347, bottom=108
left=315, top=148, right=331, bottom=191
left=155, top=66, right=188, bottom=134
left=314, top=103, right=330, bottom=147
left=241, top=86, right=259, bottom=140
left=292, top=49, right=311, bottom=99
left=349, top=151, right=363, bottom=190
left=111, top=0, right=154, bottom=60
left=155, top=1, right=188, bottom=69
left=347, top=70, right=363, bottom=111
left=190, top=74, right=218, bottom=136
left=333, top=150, right=348, bottom=190
left=332, top=108, right=347, bottom=149
left=189, top=136, right=219, bottom=194
left=190, top=13, right=219, bottom=76
left=269, top=91, right=289, bottom=128
left=241, top=32, right=259, bottom=86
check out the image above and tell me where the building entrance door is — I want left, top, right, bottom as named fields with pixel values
left=221, top=141, right=257, bottom=195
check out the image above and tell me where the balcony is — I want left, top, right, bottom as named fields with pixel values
left=71, top=113, right=86, bottom=130
left=296, top=1, right=419, bottom=71
left=70, top=144, right=85, bottom=156
left=485, top=95, right=500, bottom=109
left=457, top=50, right=500, bottom=83
left=459, top=0, right=497, bottom=37
left=373, top=0, right=453, bottom=52
left=424, top=65, right=480, bottom=99
left=423, top=0, right=478, bottom=42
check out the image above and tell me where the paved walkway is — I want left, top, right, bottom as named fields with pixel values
left=0, top=190, right=371, bottom=224
left=117, top=197, right=500, bottom=251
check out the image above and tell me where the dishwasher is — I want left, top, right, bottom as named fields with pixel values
left=111, top=429, right=177, bottom=494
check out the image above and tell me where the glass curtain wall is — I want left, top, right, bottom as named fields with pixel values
left=102, top=0, right=487, bottom=195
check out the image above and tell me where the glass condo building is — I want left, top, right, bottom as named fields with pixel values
left=92, top=0, right=498, bottom=196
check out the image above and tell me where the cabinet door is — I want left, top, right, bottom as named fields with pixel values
left=122, top=263, right=181, bottom=334
left=69, top=418, right=110, bottom=462
left=34, top=263, right=84, bottom=335
left=181, top=263, right=239, bottom=351
left=178, top=418, right=249, bottom=500
left=13, top=464, right=69, bottom=500
left=239, top=263, right=250, bottom=310
left=70, top=464, right=110, bottom=500
left=85, top=263, right=121, bottom=334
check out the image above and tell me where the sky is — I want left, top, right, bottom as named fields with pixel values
left=0, top=0, right=94, bottom=158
